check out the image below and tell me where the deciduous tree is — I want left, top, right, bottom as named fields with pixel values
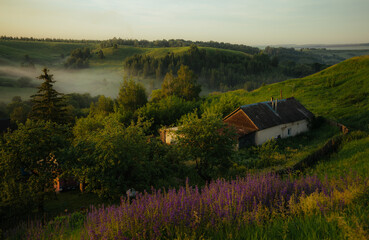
left=117, top=78, right=147, bottom=112
left=161, top=65, right=201, bottom=101
left=177, top=111, right=237, bottom=181
left=0, top=120, right=69, bottom=216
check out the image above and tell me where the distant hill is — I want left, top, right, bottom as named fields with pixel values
left=1, top=39, right=368, bottom=107
left=210, top=55, right=369, bottom=131
left=0, top=40, right=96, bottom=66
left=263, top=46, right=369, bottom=65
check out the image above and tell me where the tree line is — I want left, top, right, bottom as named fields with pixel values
left=124, top=45, right=278, bottom=90
left=99, top=38, right=260, bottom=55
left=0, top=36, right=259, bottom=55
left=125, top=45, right=330, bottom=90
left=0, top=36, right=99, bottom=44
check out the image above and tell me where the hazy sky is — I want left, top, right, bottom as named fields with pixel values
left=1, top=0, right=368, bottom=45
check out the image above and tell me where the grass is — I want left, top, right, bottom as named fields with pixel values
left=234, top=122, right=340, bottom=174
left=209, top=214, right=345, bottom=240
left=208, top=55, right=369, bottom=131
left=44, top=190, right=104, bottom=216
left=0, top=40, right=96, bottom=66
left=0, top=40, right=253, bottom=70
left=309, top=134, right=369, bottom=178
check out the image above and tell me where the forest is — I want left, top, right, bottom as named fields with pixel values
left=124, top=45, right=328, bottom=91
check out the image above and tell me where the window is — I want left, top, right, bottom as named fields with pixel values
left=288, top=128, right=292, bottom=136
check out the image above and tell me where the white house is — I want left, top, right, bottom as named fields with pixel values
left=160, top=126, right=179, bottom=144
left=223, top=97, right=314, bottom=148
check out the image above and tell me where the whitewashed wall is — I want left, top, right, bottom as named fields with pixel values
left=164, top=127, right=179, bottom=144
left=254, top=119, right=309, bottom=145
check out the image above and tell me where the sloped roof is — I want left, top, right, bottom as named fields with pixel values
left=239, top=97, right=314, bottom=130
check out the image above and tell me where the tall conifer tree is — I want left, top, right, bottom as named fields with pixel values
left=29, top=68, right=67, bottom=123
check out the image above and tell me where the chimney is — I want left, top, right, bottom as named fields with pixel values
left=271, top=97, right=274, bottom=110
left=275, top=99, right=278, bottom=112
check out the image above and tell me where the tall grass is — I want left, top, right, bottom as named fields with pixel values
left=9, top=172, right=367, bottom=240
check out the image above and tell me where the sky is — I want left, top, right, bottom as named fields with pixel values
left=1, top=0, right=369, bottom=46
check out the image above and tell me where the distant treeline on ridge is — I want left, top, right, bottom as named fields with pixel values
left=0, top=36, right=260, bottom=55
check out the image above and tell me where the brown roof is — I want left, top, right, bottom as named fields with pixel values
left=240, top=97, right=314, bottom=130
left=224, top=97, right=314, bottom=132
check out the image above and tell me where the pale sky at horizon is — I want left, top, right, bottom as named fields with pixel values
left=1, top=0, right=368, bottom=46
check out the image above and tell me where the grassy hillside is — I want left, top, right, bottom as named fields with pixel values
left=0, top=40, right=252, bottom=69
left=210, top=55, right=369, bottom=131
left=310, top=133, right=369, bottom=178
left=90, top=45, right=251, bottom=69
left=0, top=40, right=95, bottom=66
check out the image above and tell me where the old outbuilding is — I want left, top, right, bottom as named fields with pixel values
left=223, top=97, right=314, bottom=148
left=160, top=126, right=179, bottom=145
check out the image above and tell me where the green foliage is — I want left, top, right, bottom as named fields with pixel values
left=89, top=95, right=114, bottom=117
left=177, top=111, right=237, bottom=181
left=70, top=115, right=163, bottom=199
left=64, top=93, right=99, bottom=118
left=251, top=140, right=282, bottom=168
left=29, top=68, right=69, bottom=124
left=117, top=78, right=147, bottom=113
left=136, top=95, right=198, bottom=133
left=161, top=65, right=201, bottom=101
left=7, top=96, right=31, bottom=124
left=124, top=45, right=280, bottom=90
left=97, top=49, right=105, bottom=59
left=99, top=38, right=260, bottom=55
left=0, top=120, right=70, bottom=220
left=200, top=92, right=242, bottom=117
left=64, top=47, right=91, bottom=69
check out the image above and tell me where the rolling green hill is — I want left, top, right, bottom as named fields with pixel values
left=209, top=55, right=369, bottom=131
left=0, top=40, right=96, bottom=66
left=0, top=40, right=252, bottom=69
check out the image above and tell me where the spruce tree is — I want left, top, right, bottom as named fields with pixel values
left=29, top=68, right=67, bottom=123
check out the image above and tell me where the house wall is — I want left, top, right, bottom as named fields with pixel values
left=223, top=109, right=258, bottom=136
left=161, top=127, right=179, bottom=144
left=254, top=119, right=309, bottom=145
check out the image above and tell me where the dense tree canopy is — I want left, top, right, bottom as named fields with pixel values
left=136, top=95, right=198, bottom=133
left=177, top=111, right=237, bottom=181
left=64, top=47, right=91, bottom=69
left=89, top=95, right=114, bottom=117
left=70, top=115, right=182, bottom=200
left=160, top=65, right=201, bottom=101
left=124, top=45, right=279, bottom=90
left=0, top=120, right=70, bottom=216
left=117, top=78, right=147, bottom=112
